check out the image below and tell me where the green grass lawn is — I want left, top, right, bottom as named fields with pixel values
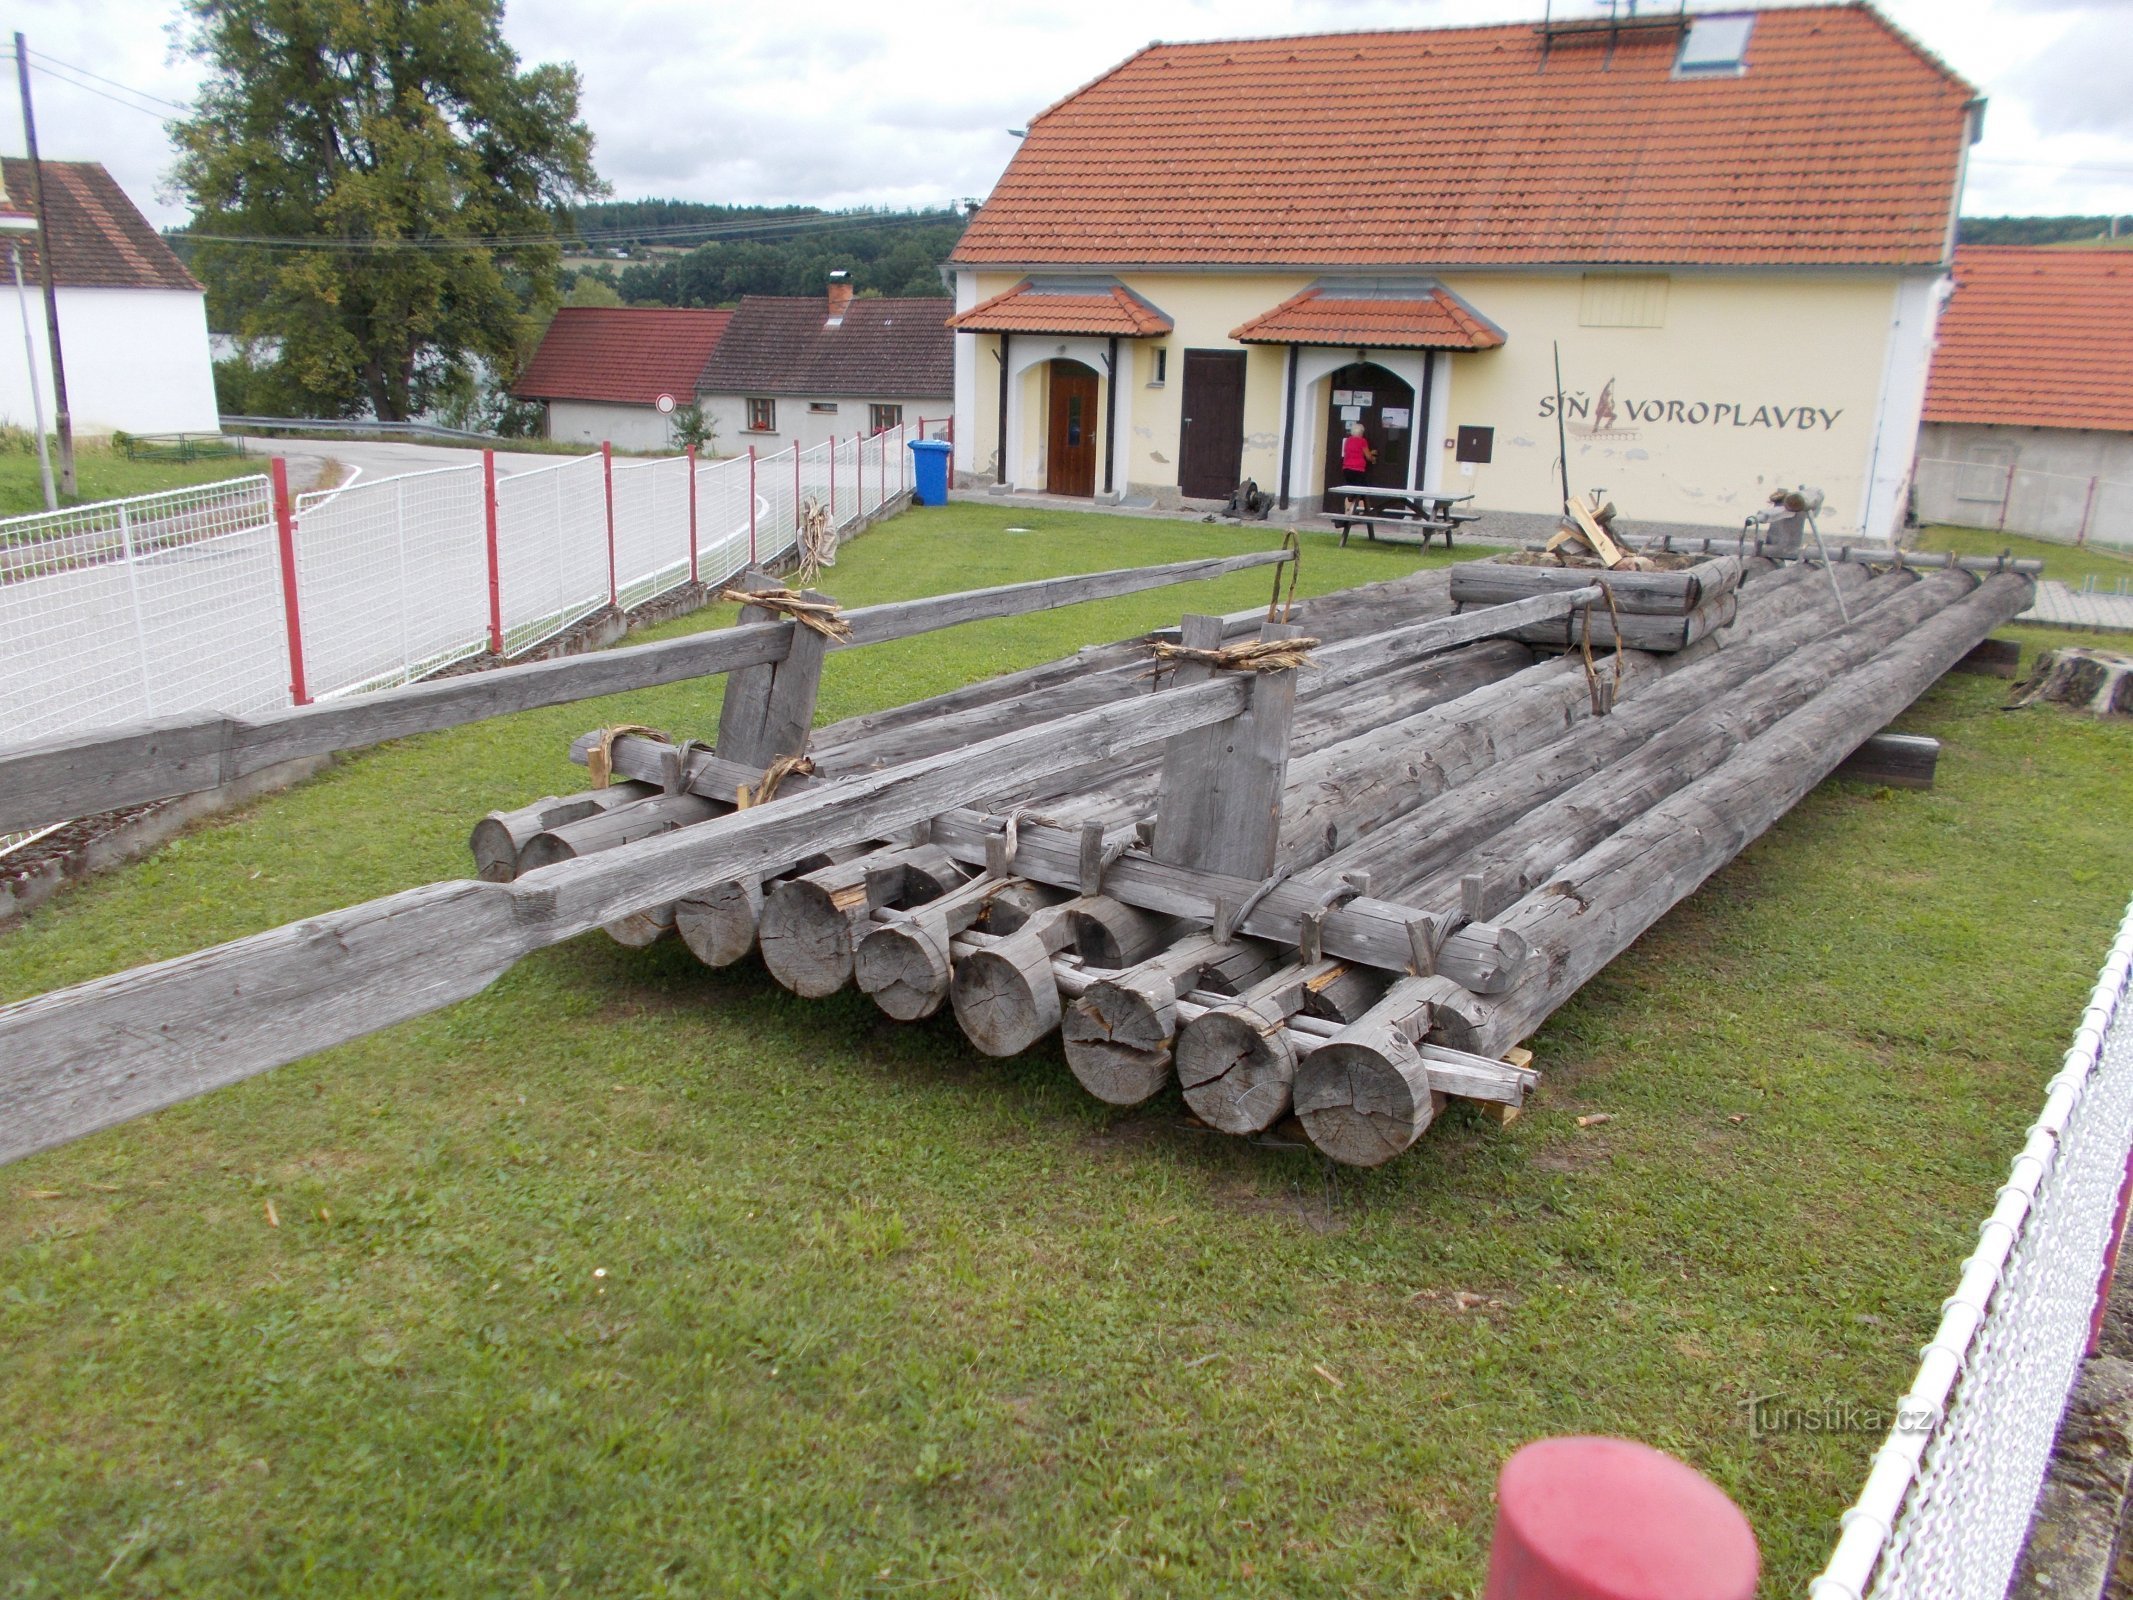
left=3, top=505, right=2129, bottom=1597
left=1914, top=522, right=2133, bottom=586
left=0, top=437, right=267, bottom=520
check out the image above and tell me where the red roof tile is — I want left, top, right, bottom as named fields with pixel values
left=0, top=159, right=198, bottom=291
left=953, top=4, right=1975, bottom=270
left=515, top=307, right=734, bottom=406
left=949, top=279, right=1173, bottom=337
left=1231, top=284, right=1505, bottom=349
left=1923, top=247, right=2133, bottom=434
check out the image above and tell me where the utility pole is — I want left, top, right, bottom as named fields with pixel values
left=15, top=33, right=75, bottom=497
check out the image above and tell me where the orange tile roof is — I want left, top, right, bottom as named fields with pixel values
left=948, top=280, right=1174, bottom=336
left=1923, top=247, right=2133, bottom=434
left=515, top=307, right=733, bottom=406
left=1232, top=284, right=1506, bottom=349
left=953, top=4, right=1975, bottom=270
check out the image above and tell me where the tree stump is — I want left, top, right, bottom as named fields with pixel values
left=2013, top=648, right=2133, bottom=716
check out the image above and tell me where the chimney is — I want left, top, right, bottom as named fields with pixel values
left=826, top=269, right=853, bottom=324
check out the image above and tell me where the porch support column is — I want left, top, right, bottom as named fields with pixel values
left=1407, top=348, right=1432, bottom=491
left=1103, top=335, right=1119, bottom=497
left=996, top=332, right=1010, bottom=486
left=1278, top=343, right=1299, bottom=511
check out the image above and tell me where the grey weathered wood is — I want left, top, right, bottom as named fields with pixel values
left=1505, top=589, right=1738, bottom=652
left=757, top=845, right=968, bottom=997
left=1060, top=935, right=1281, bottom=1106
left=853, top=875, right=1060, bottom=1020
left=1292, top=975, right=1466, bottom=1166
left=1151, top=618, right=1302, bottom=878
left=514, top=791, right=723, bottom=872
left=1448, top=555, right=1741, bottom=616
left=0, top=546, right=1303, bottom=835
left=1832, top=731, right=1941, bottom=790
left=1529, top=532, right=2045, bottom=576
left=470, top=782, right=657, bottom=882
left=1428, top=573, right=2036, bottom=1059
left=0, top=655, right=1275, bottom=1168
left=1175, top=960, right=1389, bottom=1134
left=675, top=877, right=766, bottom=967
left=950, top=896, right=1171, bottom=1057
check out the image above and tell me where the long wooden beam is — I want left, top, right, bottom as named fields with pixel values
left=0, top=668, right=1262, bottom=1168
left=0, top=548, right=1297, bottom=834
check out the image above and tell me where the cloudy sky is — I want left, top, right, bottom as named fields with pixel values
left=12, top=0, right=2133, bottom=230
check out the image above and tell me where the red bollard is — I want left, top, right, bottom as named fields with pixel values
left=1485, top=1437, right=1757, bottom=1600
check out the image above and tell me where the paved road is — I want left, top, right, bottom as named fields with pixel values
left=238, top=435, right=586, bottom=494
left=2023, top=581, right=2133, bottom=633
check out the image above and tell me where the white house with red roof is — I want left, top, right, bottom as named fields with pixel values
left=1913, top=247, right=2133, bottom=544
left=0, top=158, right=219, bottom=437
left=948, top=3, right=1981, bottom=538
left=515, top=306, right=735, bottom=450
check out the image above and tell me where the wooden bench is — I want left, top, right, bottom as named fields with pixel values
left=1330, top=488, right=1479, bottom=550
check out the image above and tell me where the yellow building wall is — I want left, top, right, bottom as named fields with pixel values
left=957, top=267, right=1910, bottom=532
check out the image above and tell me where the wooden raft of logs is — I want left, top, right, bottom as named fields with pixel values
left=471, top=554, right=2034, bottom=1169
left=0, top=542, right=2034, bottom=1173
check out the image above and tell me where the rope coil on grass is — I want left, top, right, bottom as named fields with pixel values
left=716, top=584, right=853, bottom=642
left=587, top=723, right=669, bottom=788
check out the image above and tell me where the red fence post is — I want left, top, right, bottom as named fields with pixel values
left=748, top=445, right=758, bottom=566
left=601, top=440, right=618, bottom=608
left=685, top=445, right=699, bottom=584
left=268, top=457, right=311, bottom=707
left=482, top=449, right=504, bottom=656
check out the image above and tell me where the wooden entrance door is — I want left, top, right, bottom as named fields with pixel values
left=1178, top=349, right=1248, bottom=500
left=1320, top=362, right=1417, bottom=513
left=1046, top=361, right=1098, bottom=497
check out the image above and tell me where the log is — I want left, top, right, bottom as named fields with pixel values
left=1447, top=555, right=1741, bottom=616
left=1175, top=960, right=1388, bottom=1134
left=757, top=845, right=969, bottom=996
left=675, top=878, right=767, bottom=967
left=1151, top=619, right=1302, bottom=878
left=0, top=546, right=1305, bottom=835
left=950, top=896, right=1173, bottom=1057
left=1428, top=573, right=2036, bottom=1059
left=1060, top=935, right=1282, bottom=1106
left=1293, top=976, right=1468, bottom=1167
left=1505, top=589, right=1738, bottom=652
left=514, top=791, right=722, bottom=872
left=854, top=874, right=1060, bottom=1020
left=470, top=782, right=657, bottom=882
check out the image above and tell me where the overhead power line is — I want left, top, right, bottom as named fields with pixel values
left=173, top=208, right=961, bottom=254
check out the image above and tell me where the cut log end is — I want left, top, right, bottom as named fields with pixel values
left=469, top=817, right=524, bottom=882
left=1062, top=976, right=1178, bottom=1106
left=854, top=919, right=954, bottom=1021
left=1176, top=1007, right=1296, bottom=1135
left=602, top=906, right=674, bottom=948
left=758, top=878, right=867, bottom=997
left=1293, top=1032, right=1437, bottom=1168
left=950, top=940, right=1063, bottom=1058
left=675, top=879, right=765, bottom=968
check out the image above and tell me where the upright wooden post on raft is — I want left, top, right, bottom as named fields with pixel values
left=713, top=568, right=832, bottom=769
left=1149, top=614, right=1302, bottom=879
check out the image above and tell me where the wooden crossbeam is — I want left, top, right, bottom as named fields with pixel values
left=0, top=547, right=1298, bottom=835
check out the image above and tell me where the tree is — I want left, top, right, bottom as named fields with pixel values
left=171, top=0, right=604, bottom=421
left=563, top=270, right=623, bottom=308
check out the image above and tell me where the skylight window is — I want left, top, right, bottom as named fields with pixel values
left=1675, top=13, right=1754, bottom=76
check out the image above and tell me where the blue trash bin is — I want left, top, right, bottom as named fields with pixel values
left=909, top=438, right=952, bottom=507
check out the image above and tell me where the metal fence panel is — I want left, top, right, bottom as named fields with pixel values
left=695, top=453, right=754, bottom=592
left=1914, top=458, right=2133, bottom=550
left=493, top=454, right=610, bottom=657
left=295, top=465, right=489, bottom=698
left=1814, top=898, right=2133, bottom=1600
left=611, top=455, right=693, bottom=611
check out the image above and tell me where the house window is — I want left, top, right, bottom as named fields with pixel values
left=869, top=403, right=903, bottom=433
left=808, top=401, right=839, bottom=415
left=1148, top=347, right=1168, bottom=387
left=1675, top=14, right=1754, bottom=77
left=746, top=397, right=776, bottom=433
left=1579, top=273, right=1670, bottom=328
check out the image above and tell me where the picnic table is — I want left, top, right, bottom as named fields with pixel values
left=1329, top=487, right=1480, bottom=550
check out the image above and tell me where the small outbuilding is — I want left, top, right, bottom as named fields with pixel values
left=1913, top=247, right=2133, bottom=545
left=515, top=306, right=734, bottom=450
left=0, top=158, right=219, bottom=438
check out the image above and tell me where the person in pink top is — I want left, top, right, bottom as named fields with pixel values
left=1340, top=422, right=1376, bottom=486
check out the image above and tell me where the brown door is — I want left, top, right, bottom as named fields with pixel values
left=1178, top=349, right=1248, bottom=500
left=1320, top=361, right=1417, bottom=513
left=1046, top=361, right=1098, bottom=497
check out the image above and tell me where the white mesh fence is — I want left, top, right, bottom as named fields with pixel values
left=296, top=465, right=489, bottom=698
left=494, top=453, right=611, bottom=657
left=2, top=437, right=913, bottom=853
left=1913, top=457, right=2133, bottom=550
left=1813, top=894, right=2133, bottom=1600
